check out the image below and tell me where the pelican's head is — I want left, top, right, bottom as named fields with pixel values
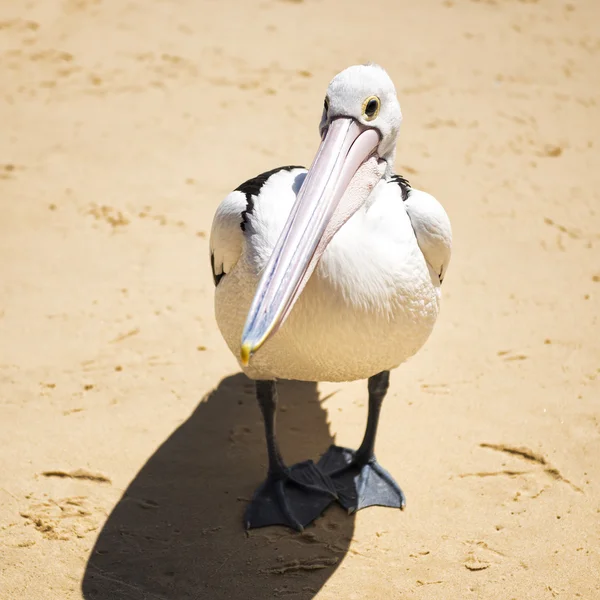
left=240, top=64, right=402, bottom=366
left=319, top=64, right=402, bottom=169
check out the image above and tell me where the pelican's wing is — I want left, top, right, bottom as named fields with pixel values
left=209, top=165, right=305, bottom=286
left=403, top=188, right=452, bottom=284
left=209, top=190, right=246, bottom=286
left=386, top=173, right=452, bottom=283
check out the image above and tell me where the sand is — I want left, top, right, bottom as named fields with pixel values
left=1, top=0, right=599, bottom=598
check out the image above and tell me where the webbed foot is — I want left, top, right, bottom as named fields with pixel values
left=245, top=459, right=338, bottom=531
left=318, top=445, right=406, bottom=513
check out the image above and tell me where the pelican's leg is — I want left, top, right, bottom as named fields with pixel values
left=245, top=380, right=338, bottom=531
left=318, top=370, right=406, bottom=513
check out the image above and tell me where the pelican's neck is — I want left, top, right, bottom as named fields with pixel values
left=383, top=149, right=396, bottom=179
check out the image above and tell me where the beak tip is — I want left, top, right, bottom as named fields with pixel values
left=240, top=342, right=252, bottom=367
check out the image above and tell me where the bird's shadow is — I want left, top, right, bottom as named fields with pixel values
left=82, top=373, right=354, bottom=600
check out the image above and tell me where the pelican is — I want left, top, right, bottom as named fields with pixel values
left=210, top=64, right=452, bottom=531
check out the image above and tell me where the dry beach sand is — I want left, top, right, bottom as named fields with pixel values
left=1, top=0, right=599, bottom=598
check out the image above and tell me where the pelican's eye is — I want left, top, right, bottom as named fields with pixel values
left=323, top=97, right=329, bottom=114
left=362, top=95, right=380, bottom=121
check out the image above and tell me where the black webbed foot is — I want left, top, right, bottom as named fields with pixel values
left=318, top=445, right=406, bottom=513
left=245, top=459, right=338, bottom=531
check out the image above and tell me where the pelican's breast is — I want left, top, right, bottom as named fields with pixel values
left=214, top=176, right=442, bottom=382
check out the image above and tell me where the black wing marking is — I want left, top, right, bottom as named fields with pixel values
left=212, top=166, right=305, bottom=287
left=389, top=174, right=411, bottom=202
left=211, top=252, right=224, bottom=287
left=238, top=165, right=305, bottom=232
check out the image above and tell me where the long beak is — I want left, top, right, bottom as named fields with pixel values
left=240, top=118, right=383, bottom=366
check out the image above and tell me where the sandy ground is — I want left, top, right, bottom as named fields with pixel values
left=1, top=0, right=599, bottom=598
